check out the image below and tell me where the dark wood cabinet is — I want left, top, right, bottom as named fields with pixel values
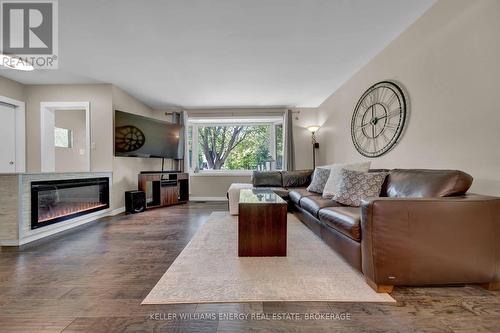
left=138, top=172, right=189, bottom=208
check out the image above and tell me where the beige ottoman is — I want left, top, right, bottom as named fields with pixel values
left=227, top=183, right=253, bottom=215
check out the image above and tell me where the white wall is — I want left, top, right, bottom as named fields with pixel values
left=190, top=175, right=250, bottom=199
left=24, top=84, right=113, bottom=172
left=54, top=109, right=88, bottom=172
left=316, top=0, right=500, bottom=196
left=0, top=75, right=24, bottom=101
left=291, top=107, right=319, bottom=170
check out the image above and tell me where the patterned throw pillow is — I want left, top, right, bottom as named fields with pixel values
left=333, top=169, right=388, bottom=207
left=322, top=161, right=371, bottom=198
left=306, top=167, right=331, bottom=193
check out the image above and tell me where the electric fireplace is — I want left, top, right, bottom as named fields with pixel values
left=31, top=177, right=110, bottom=229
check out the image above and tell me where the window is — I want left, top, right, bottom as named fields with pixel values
left=54, top=127, right=72, bottom=148
left=275, top=124, right=283, bottom=170
left=188, top=118, right=284, bottom=173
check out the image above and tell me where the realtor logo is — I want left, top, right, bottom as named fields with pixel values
left=0, top=0, right=58, bottom=69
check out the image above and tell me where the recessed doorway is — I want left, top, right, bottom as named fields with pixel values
left=40, top=102, right=90, bottom=172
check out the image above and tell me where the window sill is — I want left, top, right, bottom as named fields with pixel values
left=189, top=171, right=254, bottom=177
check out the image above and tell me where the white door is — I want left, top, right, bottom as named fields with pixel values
left=0, top=103, right=16, bottom=173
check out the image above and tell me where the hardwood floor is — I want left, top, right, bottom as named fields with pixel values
left=0, top=202, right=498, bottom=332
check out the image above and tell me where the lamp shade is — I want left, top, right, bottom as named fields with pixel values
left=307, top=126, right=320, bottom=133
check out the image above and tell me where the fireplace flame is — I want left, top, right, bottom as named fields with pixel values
left=38, top=202, right=107, bottom=222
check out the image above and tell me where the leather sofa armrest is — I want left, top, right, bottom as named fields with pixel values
left=360, top=195, right=500, bottom=286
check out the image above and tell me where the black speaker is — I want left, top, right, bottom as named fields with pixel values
left=125, top=190, right=146, bottom=214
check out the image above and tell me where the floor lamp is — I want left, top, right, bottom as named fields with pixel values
left=307, top=126, right=320, bottom=169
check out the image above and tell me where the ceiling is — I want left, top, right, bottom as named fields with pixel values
left=2, top=0, right=435, bottom=109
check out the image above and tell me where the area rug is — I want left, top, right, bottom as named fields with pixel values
left=142, top=212, right=395, bottom=304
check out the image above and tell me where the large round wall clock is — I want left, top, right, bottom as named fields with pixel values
left=351, top=81, right=407, bottom=157
left=115, top=125, right=146, bottom=152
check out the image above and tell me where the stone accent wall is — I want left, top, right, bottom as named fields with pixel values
left=0, top=175, right=20, bottom=240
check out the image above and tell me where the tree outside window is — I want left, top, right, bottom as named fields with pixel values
left=188, top=121, right=284, bottom=171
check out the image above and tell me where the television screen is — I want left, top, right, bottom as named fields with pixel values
left=114, top=110, right=184, bottom=159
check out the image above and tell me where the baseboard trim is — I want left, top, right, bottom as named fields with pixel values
left=190, top=196, right=228, bottom=202
left=110, top=206, right=126, bottom=216
left=17, top=208, right=113, bottom=246
left=2, top=207, right=125, bottom=247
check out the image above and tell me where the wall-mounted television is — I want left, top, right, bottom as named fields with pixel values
left=114, top=110, right=184, bottom=159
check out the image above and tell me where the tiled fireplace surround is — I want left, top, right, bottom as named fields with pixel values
left=0, top=172, right=112, bottom=246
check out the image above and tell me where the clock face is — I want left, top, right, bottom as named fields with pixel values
left=115, top=125, right=146, bottom=152
left=351, top=81, right=407, bottom=157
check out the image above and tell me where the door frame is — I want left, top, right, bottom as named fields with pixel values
left=40, top=101, right=91, bottom=172
left=0, top=95, right=25, bottom=173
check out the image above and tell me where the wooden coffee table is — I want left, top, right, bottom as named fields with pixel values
left=238, top=189, right=287, bottom=257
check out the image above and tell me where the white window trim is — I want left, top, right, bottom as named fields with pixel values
left=270, top=123, right=276, bottom=165
left=282, top=110, right=288, bottom=171
left=191, top=124, right=198, bottom=174
left=188, top=119, right=285, bottom=175
left=189, top=116, right=283, bottom=124
left=190, top=170, right=254, bottom=177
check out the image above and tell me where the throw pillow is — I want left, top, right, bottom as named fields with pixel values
left=282, top=170, right=314, bottom=188
left=333, top=169, right=388, bottom=207
left=322, top=162, right=371, bottom=198
left=252, top=171, right=282, bottom=187
left=306, top=167, right=331, bottom=193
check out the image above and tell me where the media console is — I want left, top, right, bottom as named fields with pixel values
left=138, top=171, right=189, bottom=208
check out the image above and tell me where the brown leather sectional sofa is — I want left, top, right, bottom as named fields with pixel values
left=251, top=169, right=500, bottom=292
